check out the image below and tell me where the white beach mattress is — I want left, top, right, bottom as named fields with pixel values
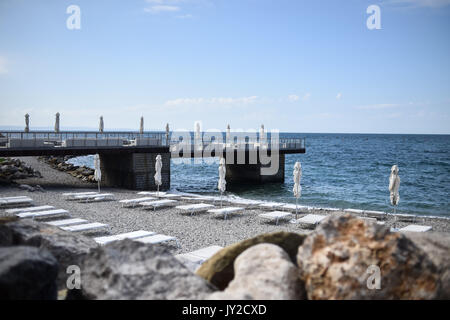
left=176, top=203, right=215, bottom=211
left=46, top=218, right=88, bottom=227
left=297, top=214, right=326, bottom=225
left=61, top=222, right=108, bottom=232
left=6, top=205, right=54, bottom=214
left=399, top=225, right=432, bottom=232
left=16, top=209, right=69, bottom=219
left=259, top=211, right=292, bottom=219
left=94, top=230, right=155, bottom=245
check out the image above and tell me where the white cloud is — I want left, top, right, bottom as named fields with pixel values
left=0, top=56, right=8, bottom=74
left=176, top=14, right=193, bottom=19
left=302, top=93, right=311, bottom=101
left=384, top=0, right=450, bottom=8
left=144, top=5, right=181, bottom=13
left=336, top=93, right=342, bottom=100
left=165, top=96, right=259, bottom=107
left=355, top=103, right=402, bottom=110
left=288, top=94, right=299, bottom=102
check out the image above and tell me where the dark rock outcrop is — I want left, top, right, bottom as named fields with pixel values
left=0, top=219, right=98, bottom=290
left=67, top=239, right=216, bottom=300
left=0, top=246, right=58, bottom=300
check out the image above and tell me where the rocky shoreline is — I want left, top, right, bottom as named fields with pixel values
left=0, top=157, right=42, bottom=186
left=37, top=156, right=96, bottom=184
left=0, top=215, right=449, bottom=300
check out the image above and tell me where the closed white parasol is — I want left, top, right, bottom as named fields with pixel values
left=218, top=158, right=226, bottom=207
left=389, top=165, right=400, bottom=225
left=99, top=116, right=104, bottom=133
left=140, top=116, right=144, bottom=134
left=55, top=113, right=60, bottom=133
left=154, top=154, right=162, bottom=195
left=292, top=161, right=302, bottom=221
left=94, top=154, right=101, bottom=192
left=259, top=124, right=265, bottom=146
left=226, top=124, right=231, bottom=147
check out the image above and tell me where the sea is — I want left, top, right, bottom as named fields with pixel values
left=68, top=133, right=450, bottom=218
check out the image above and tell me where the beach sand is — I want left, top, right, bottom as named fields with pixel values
left=1, top=156, right=449, bottom=255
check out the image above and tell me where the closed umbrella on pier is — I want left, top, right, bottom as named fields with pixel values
left=55, top=113, right=60, bottom=133
left=195, top=121, right=202, bottom=150
left=154, top=154, right=162, bottom=195
left=226, top=124, right=231, bottom=146
left=99, top=116, right=104, bottom=133
left=165, top=123, right=170, bottom=146
left=24, top=114, right=30, bottom=133
left=94, top=154, right=101, bottom=192
left=259, top=124, right=265, bottom=146
left=218, top=157, right=226, bottom=207
left=389, top=164, right=400, bottom=224
left=292, top=161, right=302, bottom=220
left=140, top=116, right=144, bottom=134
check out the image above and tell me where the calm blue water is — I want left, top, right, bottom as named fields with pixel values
left=69, top=133, right=450, bottom=217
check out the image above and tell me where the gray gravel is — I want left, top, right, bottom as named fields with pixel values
left=1, top=157, right=449, bottom=256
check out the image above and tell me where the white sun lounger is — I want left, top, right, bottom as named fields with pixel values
left=140, top=199, right=178, bottom=211
left=0, top=196, right=29, bottom=201
left=281, top=204, right=312, bottom=212
left=208, top=207, right=244, bottom=220
left=46, top=218, right=88, bottom=227
left=344, top=208, right=365, bottom=214
left=176, top=203, right=215, bottom=216
left=157, top=193, right=182, bottom=199
left=0, top=197, right=34, bottom=207
left=259, top=211, right=292, bottom=225
left=259, top=202, right=284, bottom=210
left=73, top=193, right=115, bottom=202
left=119, top=197, right=157, bottom=208
left=175, top=245, right=223, bottom=272
left=62, top=191, right=98, bottom=197
left=16, top=209, right=69, bottom=219
left=296, top=214, right=326, bottom=228
left=61, top=222, right=108, bottom=233
left=135, top=234, right=180, bottom=248
left=398, top=225, right=432, bottom=233
left=6, top=205, right=54, bottom=214
left=94, top=230, right=155, bottom=245
left=137, top=191, right=167, bottom=196
left=189, top=245, right=223, bottom=260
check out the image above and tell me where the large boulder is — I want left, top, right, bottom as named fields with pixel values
left=66, top=239, right=216, bottom=300
left=0, top=246, right=58, bottom=300
left=405, top=231, right=450, bottom=299
left=196, top=231, right=306, bottom=290
left=0, top=219, right=98, bottom=290
left=209, top=244, right=305, bottom=300
left=297, top=214, right=441, bottom=299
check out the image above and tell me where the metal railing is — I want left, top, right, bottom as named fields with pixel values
left=0, top=131, right=167, bottom=148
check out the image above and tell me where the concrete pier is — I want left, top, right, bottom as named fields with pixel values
left=100, top=152, right=170, bottom=190
left=226, top=154, right=285, bottom=185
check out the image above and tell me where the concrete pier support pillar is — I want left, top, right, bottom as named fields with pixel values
left=225, top=154, right=285, bottom=185
left=100, top=152, right=170, bottom=190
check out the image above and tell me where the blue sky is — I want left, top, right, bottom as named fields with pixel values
left=0, top=0, right=449, bottom=133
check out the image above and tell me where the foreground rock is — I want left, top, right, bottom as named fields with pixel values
left=67, top=239, right=216, bottom=300
left=197, top=231, right=306, bottom=290
left=209, top=244, right=305, bottom=300
left=297, top=214, right=442, bottom=299
left=405, top=231, right=450, bottom=299
left=0, top=219, right=98, bottom=289
left=0, top=246, right=58, bottom=300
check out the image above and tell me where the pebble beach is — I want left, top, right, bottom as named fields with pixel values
left=1, top=156, right=450, bottom=256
